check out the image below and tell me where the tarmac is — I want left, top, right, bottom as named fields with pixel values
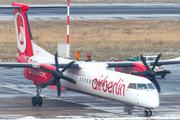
left=0, top=64, right=180, bottom=119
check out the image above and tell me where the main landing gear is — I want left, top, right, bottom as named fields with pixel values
left=144, top=108, right=152, bottom=117
left=31, top=86, right=43, bottom=106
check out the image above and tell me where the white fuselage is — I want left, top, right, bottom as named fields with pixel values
left=29, top=55, right=159, bottom=109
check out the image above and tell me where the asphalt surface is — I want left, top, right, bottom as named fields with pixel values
left=0, top=4, right=180, bottom=20
left=0, top=64, right=180, bottom=119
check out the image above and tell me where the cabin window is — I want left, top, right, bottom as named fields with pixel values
left=98, top=81, right=101, bottom=86
left=128, top=83, right=136, bottom=89
left=89, top=79, right=91, bottom=84
left=103, top=83, right=107, bottom=87
left=147, top=83, right=155, bottom=89
left=137, top=84, right=148, bottom=89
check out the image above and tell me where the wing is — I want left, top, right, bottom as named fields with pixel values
left=148, top=59, right=180, bottom=66
left=54, top=64, right=79, bottom=68
left=106, top=61, right=135, bottom=67
left=0, top=62, right=40, bottom=68
left=0, top=62, right=79, bottom=68
left=1, top=59, right=179, bottom=69
left=106, top=59, right=180, bottom=68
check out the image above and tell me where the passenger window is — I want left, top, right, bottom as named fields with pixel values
left=89, top=80, right=91, bottom=84
left=98, top=81, right=101, bottom=86
left=147, top=83, right=155, bottom=89
left=93, top=81, right=96, bottom=85
left=128, top=83, right=136, bottom=89
left=137, top=84, right=148, bottom=89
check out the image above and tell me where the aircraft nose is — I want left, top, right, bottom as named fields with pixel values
left=146, top=90, right=159, bottom=108
left=150, top=92, right=159, bottom=108
left=137, top=89, right=159, bottom=108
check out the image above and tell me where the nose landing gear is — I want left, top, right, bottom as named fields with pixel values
left=31, top=86, right=43, bottom=106
left=144, top=108, right=152, bottom=117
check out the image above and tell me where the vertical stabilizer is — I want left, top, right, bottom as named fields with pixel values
left=12, top=2, right=33, bottom=56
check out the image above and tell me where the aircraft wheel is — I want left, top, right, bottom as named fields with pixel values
left=37, top=96, right=43, bottom=106
left=32, top=96, right=37, bottom=106
left=144, top=109, right=152, bottom=117
left=161, top=74, right=166, bottom=78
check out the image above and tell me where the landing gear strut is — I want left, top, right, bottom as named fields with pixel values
left=31, top=86, right=43, bottom=106
left=144, top=108, right=152, bottom=117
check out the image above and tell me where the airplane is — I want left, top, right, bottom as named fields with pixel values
left=1, top=2, right=180, bottom=117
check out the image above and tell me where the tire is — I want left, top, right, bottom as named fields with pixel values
left=161, top=74, right=166, bottom=78
left=32, top=96, right=37, bottom=106
left=144, top=109, right=152, bottom=117
left=149, top=110, right=152, bottom=116
left=37, top=96, right=43, bottom=106
left=144, top=110, right=148, bottom=116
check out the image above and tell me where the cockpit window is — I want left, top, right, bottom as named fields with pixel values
left=137, top=84, right=148, bottom=89
left=128, top=83, right=136, bottom=89
left=147, top=83, right=155, bottom=89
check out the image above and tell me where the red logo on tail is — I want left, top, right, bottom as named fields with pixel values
left=15, top=12, right=26, bottom=53
left=18, top=26, right=25, bottom=45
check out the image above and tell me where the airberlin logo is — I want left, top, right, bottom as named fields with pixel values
left=28, top=68, right=47, bottom=79
left=19, top=26, right=25, bottom=45
left=92, top=75, right=125, bottom=96
left=15, top=12, right=26, bottom=53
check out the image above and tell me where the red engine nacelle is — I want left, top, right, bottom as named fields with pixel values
left=24, top=64, right=56, bottom=86
left=115, top=61, right=147, bottom=77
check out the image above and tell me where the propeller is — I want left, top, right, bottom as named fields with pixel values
left=40, top=53, right=76, bottom=97
left=131, top=54, right=162, bottom=93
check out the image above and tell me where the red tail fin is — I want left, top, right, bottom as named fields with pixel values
left=12, top=2, right=33, bottom=56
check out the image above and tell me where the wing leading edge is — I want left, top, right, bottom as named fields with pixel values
left=0, top=59, right=180, bottom=69
left=0, top=63, right=80, bottom=68
left=106, top=59, right=180, bottom=68
left=0, top=63, right=40, bottom=68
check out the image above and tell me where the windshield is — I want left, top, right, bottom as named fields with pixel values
left=128, top=83, right=155, bottom=90
left=128, top=83, right=136, bottom=89
left=147, top=83, right=155, bottom=89
left=137, top=84, right=148, bottom=89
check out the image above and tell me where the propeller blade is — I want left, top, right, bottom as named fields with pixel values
left=40, top=66, right=54, bottom=74
left=61, top=61, right=75, bottom=73
left=55, top=53, right=60, bottom=72
left=131, top=72, right=146, bottom=76
left=156, top=70, right=171, bottom=75
left=140, top=54, right=151, bottom=71
left=56, top=80, right=61, bottom=98
left=152, top=54, right=161, bottom=70
left=41, top=77, right=55, bottom=88
left=151, top=76, right=161, bottom=93
left=61, top=76, right=76, bottom=85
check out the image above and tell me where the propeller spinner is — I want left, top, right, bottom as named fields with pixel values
left=40, top=53, right=76, bottom=97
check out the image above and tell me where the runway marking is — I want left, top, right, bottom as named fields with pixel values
left=0, top=84, right=90, bottom=106
left=0, top=84, right=56, bottom=99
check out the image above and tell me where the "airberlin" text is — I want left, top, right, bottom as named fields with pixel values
left=92, top=75, right=125, bottom=96
left=28, top=68, right=47, bottom=79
